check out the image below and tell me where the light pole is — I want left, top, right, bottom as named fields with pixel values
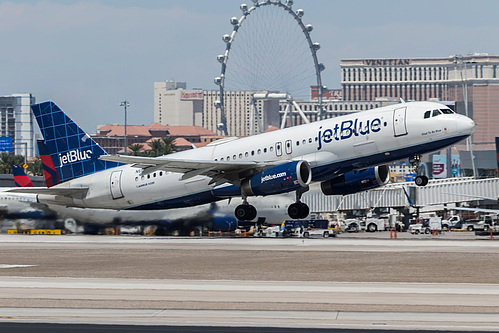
left=119, top=100, right=129, bottom=155
left=453, top=55, right=477, bottom=178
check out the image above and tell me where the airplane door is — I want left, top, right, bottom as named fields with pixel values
left=285, top=139, right=292, bottom=155
left=275, top=142, right=282, bottom=157
left=393, top=107, right=408, bottom=137
left=110, top=170, right=124, bottom=200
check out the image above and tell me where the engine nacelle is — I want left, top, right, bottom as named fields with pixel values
left=320, top=165, right=390, bottom=195
left=241, top=160, right=311, bottom=196
left=211, top=216, right=238, bottom=232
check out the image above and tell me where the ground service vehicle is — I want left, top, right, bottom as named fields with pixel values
left=364, top=218, right=389, bottom=232
left=409, top=217, right=442, bottom=234
left=282, top=220, right=335, bottom=238
left=461, top=215, right=495, bottom=231
left=255, top=225, right=281, bottom=237
left=342, top=218, right=363, bottom=232
left=442, top=215, right=462, bottom=230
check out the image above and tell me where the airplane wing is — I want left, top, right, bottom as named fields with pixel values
left=443, top=192, right=498, bottom=201
left=99, top=155, right=283, bottom=186
left=438, top=206, right=499, bottom=214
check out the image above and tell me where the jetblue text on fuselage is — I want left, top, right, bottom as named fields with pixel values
left=317, top=117, right=382, bottom=150
left=59, top=149, right=92, bottom=166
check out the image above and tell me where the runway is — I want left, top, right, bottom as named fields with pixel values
left=1, top=234, right=499, bottom=331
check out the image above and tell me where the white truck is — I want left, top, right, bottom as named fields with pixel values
left=282, top=220, right=336, bottom=238
left=443, top=215, right=496, bottom=231
left=442, top=215, right=462, bottom=230
left=364, top=218, right=389, bottom=232
left=409, top=217, right=442, bottom=234
left=255, top=225, right=282, bottom=237
left=342, top=218, right=363, bottom=232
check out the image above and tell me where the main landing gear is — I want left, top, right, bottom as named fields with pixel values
left=288, top=187, right=310, bottom=219
left=288, top=202, right=309, bottom=219
left=411, top=154, right=428, bottom=187
left=234, top=187, right=311, bottom=221
left=235, top=201, right=257, bottom=221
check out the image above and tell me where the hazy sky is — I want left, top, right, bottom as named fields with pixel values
left=1, top=0, right=498, bottom=133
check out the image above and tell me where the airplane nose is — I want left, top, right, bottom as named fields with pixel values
left=458, top=116, right=475, bottom=135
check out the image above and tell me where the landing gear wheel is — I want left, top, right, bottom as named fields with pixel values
left=234, top=204, right=257, bottom=221
left=288, top=202, right=309, bottom=219
left=415, top=175, right=428, bottom=187
left=299, top=202, right=309, bottom=219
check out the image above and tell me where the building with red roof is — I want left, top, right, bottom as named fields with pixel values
left=92, top=123, right=217, bottom=155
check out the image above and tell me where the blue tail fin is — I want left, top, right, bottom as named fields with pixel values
left=31, top=101, right=121, bottom=183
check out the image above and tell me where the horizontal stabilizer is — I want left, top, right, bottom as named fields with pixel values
left=7, top=187, right=89, bottom=197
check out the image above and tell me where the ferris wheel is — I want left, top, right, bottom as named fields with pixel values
left=214, top=0, right=326, bottom=136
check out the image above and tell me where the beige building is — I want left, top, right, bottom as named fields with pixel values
left=203, top=90, right=281, bottom=137
left=154, top=81, right=203, bottom=127
left=154, top=82, right=282, bottom=137
left=340, top=53, right=499, bottom=150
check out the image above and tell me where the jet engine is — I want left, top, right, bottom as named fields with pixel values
left=241, top=160, right=311, bottom=196
left=320, top=165, right=390, bottom=195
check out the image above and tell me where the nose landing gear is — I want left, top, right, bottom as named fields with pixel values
left=411, top=154, right=428, bottom=186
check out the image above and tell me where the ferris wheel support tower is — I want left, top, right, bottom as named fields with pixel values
left=214, top=0, right=326, bottom=136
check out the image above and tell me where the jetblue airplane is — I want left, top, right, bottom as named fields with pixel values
left=16, top=101, right=474, bottom=221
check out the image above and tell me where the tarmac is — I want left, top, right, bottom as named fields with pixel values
left=1, top=231, right=499, bottom=331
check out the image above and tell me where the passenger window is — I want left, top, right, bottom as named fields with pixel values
left=239, top=153, right=243, bottom=159
left=245, top=152, right=249, bottom=157
left=263, top=148, right=267, bottom=153
left=424, top=111, right=431, bottom=119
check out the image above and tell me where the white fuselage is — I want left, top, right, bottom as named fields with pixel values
left=37, top=101, right=474, bottom=211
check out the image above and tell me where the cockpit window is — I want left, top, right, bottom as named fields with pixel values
left=432, top=109, right=442, bottom=117
left=424, top=111, right=431, bottom=119
left=440, top=108, right=454, bottom=114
